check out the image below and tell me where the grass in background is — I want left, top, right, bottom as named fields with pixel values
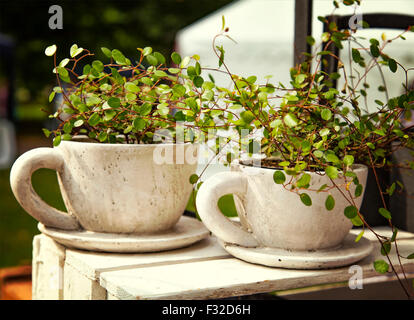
left=0, top=168, right=66, bottom=268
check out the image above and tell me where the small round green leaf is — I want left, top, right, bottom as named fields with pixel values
left=146, top=54, right=158, bottom=66
left=98, top=131, right=107, bottom=142
left=351, top=215, right=364, bottom=226
left=351, top=48, right=362, bottom=63
left=62, top=133, right=72, bottom=141
left=172, top=84, right=186, bottom=97
left=42, top=128, right=51, bottom=138
left=53, top=135, right=61, bottom=147
left=355, top=184, right=363, bottom=197
left=284, top=113, right=299, bottom=127
left=343, top=155, right=354, bottom=166
left=300, top=193, right=312, bottom=206
left=344, top=205, right=358, bottom=219
left=88, top=113, right=101, bottom=126
left=388, top=59, right=397, bottom=73
left=59, top=58, right=70, bottom=68
left=112, top=49, right=127, bottom=64
left=70, top=44, right=84, bottom=58
left=142, top=47, right=152, bottom=56
left=74, top=119, right=84, bottom=127
left=154, top=70, right=167, bottom=78
left=125, top=82, right=140, bottom=93
left=379, top=208, right=392, bottom=220
left=370, top=44, right=380, bottom=57
left=92, top=60, right=104, bottom=73
left=153, top=52, right=166, bottom=65
left=57, top=67, right=69, bottom=79
left=380, top=241, right=391, bottom=256
left=373, top=259, right=389, bottom=274
left=107, top=97, right=121, bottom=108
left=45, top=45, right=57, bottom=56
left=326, top=154, right=339, bottom=163
left=313, top=150, right=324, bottom=158
left=126, top=93, right=137, bottom=101
left=355, top=230, right=364, bottom=243
left=306, top=35, right=315, bottom=46
left=240, top=111, right=255, bottom=124
left=297, top=173, right=311, bottom=188
left=168, top=68, right=181, bottom=74
left=139, top=103, right=152, bottom=116
left=273, top=171, right=286, bottom=184
left=321, top=109, right=332, bottom=121
left=133, top=117, right=146, bottom=131
left=104, top=109, right=116, bottom=121
left=101, top=47, right=112, bottom=58
left=189, top=174, right=199, bottom=184
left=325, top=166, right=339, bottom=179
left=193, top=76, right=204, bottom=88
left=325, top=195, right=335, bottom=211
left=171, top=52, right=181, bottom=65
left=48, top=91, right=56, bottom=103
left=195, top=62, right=201, bottom=76
left=301, top=141, right=311, bottom=153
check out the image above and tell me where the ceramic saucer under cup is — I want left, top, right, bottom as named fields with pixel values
left=218, top=233, right=373, bottom=270
left=38, top=216, right=210, bottom=253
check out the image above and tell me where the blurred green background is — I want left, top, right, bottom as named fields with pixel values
left=0, top=0, right=233, bottom=121
left=0, top=0, right=233, bottom=268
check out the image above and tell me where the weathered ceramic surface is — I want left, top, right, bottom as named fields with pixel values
left=196, top=163, right=368, bottom=251
left=219, top=233, right=373, bottom=269
left=37, top=216, right=210, bottom=253
left=10, top=140, right=198, bottom=234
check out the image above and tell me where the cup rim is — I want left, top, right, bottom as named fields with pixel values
left=234, top=159, right=368, bottom=174
left=58, top=136, right=196, bottom=148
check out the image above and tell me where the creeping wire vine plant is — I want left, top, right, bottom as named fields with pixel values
left=41, top=0, right=414, bottom=298
left=43, top=43, right=221, bottom=146
left=187, top=2, right=414, bottom=298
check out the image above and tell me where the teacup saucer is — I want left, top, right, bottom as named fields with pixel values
left=218, top=233, right=373, bottom=269
left=38, top=216, right=210, bottom=253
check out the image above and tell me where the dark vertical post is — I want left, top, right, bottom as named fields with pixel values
left=0, top=34, right=15, bottom=122
left=6, top=45, right=15, bottom=122
left=294, top=0, right=313, bottom=66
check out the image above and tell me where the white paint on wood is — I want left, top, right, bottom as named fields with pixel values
left=65, top=236, right=229, bottom=281
left=32, top=227, right=414, bottom=300
left=63, top=263, right=106, bottom=300
left=99, top=238, right=414, bottom=300
left=32, top=234, right=66, bottom=300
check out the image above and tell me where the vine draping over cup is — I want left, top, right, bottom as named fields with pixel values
left=152, top=122, right=263, bottom=166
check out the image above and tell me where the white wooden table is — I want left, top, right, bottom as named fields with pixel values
left=32, top=227, right=414, bottom=300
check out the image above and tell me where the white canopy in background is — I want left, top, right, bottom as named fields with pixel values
left=176, top=0, right=414, bottom=92
left=176, top=0, right=414, bottom=177
left=176, top=0, right=295, bottom=88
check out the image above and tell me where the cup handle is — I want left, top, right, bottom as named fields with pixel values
left=10, top=147, right=80, bottom=230
left=196, top=171, right=259, bottom=247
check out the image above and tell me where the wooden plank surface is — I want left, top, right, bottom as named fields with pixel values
left=65, top=236, right=229, bottom=281
left=98, top=229, right=414, bottom=300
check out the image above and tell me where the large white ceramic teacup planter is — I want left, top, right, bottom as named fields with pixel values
left=196, top=162, right=373, bottom=268
left=10, top=140, right=199, bottom=235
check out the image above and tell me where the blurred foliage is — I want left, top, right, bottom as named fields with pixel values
left=0, top=169, right=66, bottom=267
left=0, top=0, right=233, bottom=112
